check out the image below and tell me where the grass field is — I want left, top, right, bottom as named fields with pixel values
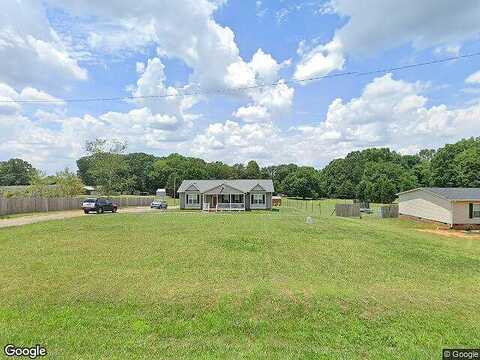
left=0, top=200, right=479, bottom=359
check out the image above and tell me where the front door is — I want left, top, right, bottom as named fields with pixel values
left=212, top=195, right=217, bottom=208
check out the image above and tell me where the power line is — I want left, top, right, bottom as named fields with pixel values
left=3, top=51, right=480, bottom=104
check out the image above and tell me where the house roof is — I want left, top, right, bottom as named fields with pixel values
left=397, top=187, right=480, bottom=201
left=178, top=179, right=274, bottom=193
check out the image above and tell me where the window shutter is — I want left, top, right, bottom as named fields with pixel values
left=469, top=203, right=473, bottom=219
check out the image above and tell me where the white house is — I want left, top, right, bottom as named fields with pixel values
left=397, top=188, right=480, bottom=229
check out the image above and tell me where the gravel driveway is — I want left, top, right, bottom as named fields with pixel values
left=0, top=207, right=158, bottom=229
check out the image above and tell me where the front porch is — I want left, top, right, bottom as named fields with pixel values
left=202, top=194, right=245, bottom=212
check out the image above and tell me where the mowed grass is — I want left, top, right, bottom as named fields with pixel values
left=0, top=201, right=479, bottom=359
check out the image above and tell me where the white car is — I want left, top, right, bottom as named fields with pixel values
left=150, top=200, right=168, bottom=209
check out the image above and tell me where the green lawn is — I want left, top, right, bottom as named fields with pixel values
left=0, top=201, right=479, bottom=359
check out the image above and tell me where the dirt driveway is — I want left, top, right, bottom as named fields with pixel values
left=0, top=207, right=160, bottom=229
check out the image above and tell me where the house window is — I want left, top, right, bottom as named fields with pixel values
left=473, top=204, right=480, bottom=218
left=187, top=194, right=200, bottom=205
left=219, top=194, right=230, bottom=203
left=232, top=194, right=243, bottom=204
left=251, top=194, right=265, bottom=205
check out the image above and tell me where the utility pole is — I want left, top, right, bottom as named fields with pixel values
left=174, top=176, right=176, bottom=207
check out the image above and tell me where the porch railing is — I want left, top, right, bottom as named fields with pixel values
left=218, top=203, right=245, bottom=210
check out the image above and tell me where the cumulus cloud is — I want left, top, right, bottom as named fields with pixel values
left=191, top=73, right=480, bottom=166
left=249, top=49, right=289, bottom=84
left=19, top=87, right=64, bottom=103
left=0, top=0, right=87, bottom=88
left=329, top=0, right=480, bottom=54
left=0, top=105, right=192, bottom=173
left=47, top=0, right=291, bottom=94
left=250, top=81, right=294, bottom=113
left=4, top=0, right=479, bottom=173
left=190, top=120, right=280, bottom=163
left=0, top=0, right=295, bottom=171
left=225, top=61, right=257, bottom=88
left=130, top=57, right=199, bottom=135
left=43, top=0, right=294, bottom=139
left=233, top=105, right=270, bottom=123
left=0, top=83, right=63, bottom=115
left=296, top=1, right=480, bottom=79
left=291, top=74, right=480, bottom=162
left=222, top=49, right=294, bottom=124
left=0, top=88, right=21, bottom=115
left=3, top=74, right=480, bottom=172
left=230, top=80, right=294, bottom=124
left=46, top=0, right=241, bottom=90
left=294, top=38, right=345, bottom=80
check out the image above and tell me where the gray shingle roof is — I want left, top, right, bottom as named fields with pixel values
left=178, top=179, right=274, bottom=193
left=399, top=187, right=480, bottom=201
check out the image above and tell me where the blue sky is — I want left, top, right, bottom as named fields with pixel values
left=1, top=0, right=480, bottom=173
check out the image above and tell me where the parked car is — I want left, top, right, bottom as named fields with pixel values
left=82, top=198, right=118, bottom=214
left=150, top=200, right=168, bottom=209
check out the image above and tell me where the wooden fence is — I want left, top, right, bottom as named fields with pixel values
left=0, top=196, right=155, bottom=216
left=380, top=204, right=399, bottom=218
left=335, top=204, right=360, bottom=218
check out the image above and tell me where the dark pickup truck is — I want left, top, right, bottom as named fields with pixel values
left=81, top=198, right=118, bottom=214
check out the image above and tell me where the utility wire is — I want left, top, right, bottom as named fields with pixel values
left=2, top=51, right=480, bottom=104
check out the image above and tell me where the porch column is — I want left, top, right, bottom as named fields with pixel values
left=229, top=194, right=232, bottom=209
left=243, top=194, right=245, bottom=210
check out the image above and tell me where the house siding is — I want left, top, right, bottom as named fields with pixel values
left=245, top=192, right=250, bottom=210
left=180, top=193, right=186, bottom=209
left=249, top=191, right=271, bottom=210
left=452, top=201, right=480, bottom=225
left=398, top=189, right=452, bottom=225
left=181, top=191, right=201, bottom=210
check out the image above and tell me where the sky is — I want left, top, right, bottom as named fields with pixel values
left=1, top=0, right=480, bottom=174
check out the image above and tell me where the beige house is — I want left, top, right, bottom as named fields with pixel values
left=397, top=188, right=480, bottom=229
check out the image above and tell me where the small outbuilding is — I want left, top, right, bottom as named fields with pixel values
left=397, top=188, right=480, bottom=229
left=272, top=196, right=282, bottom=207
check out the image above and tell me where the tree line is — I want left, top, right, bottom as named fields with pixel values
left=1, top=137, right=480, bottom=203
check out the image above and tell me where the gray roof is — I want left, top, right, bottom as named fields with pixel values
left=398, top=187, right=480, bottom=201
left=178, top=179, right=274, bottom=193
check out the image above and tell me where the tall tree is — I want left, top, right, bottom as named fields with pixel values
left=125, top=153, right=157, bottom=193
left=357, top=161, right=417, bottom=203
left=430, top=138, right=480, bottom=187
left=455, top=147, right=480, bottom=187
left=54, top=168, right=85, bottom=196
left=282, top=167, right=322, bottom=199
left=244, top=160, right=261, bottom=179
left=0, top=158, right=38, bottom=186
left=267, top=164, right=298, bottom=194
left=82, top=139, right=130, bottom=195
